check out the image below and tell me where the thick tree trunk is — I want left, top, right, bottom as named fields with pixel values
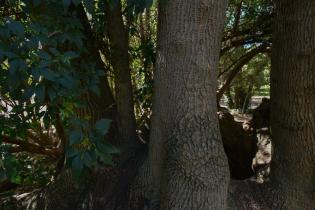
left=270, top=0, right=315, bottom=209
left=148, top=0, right=229, bottom=209
left=228, top=1, right=315, bottom=209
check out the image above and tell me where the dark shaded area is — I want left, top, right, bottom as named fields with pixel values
left=219, top=98, right=271, bottom=180
left=219, top=108, right=258, bottom=179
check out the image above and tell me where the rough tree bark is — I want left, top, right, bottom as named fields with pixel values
left=148, top=0, right=230, bottom=209
left=104, top=0, right=137, bottom=146
left=228, top=1, right=315, bottom=209
left=270, top=0, right=315, bottom=208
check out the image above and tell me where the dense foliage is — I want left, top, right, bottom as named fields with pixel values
left=0, top=0, right=120, bottom=190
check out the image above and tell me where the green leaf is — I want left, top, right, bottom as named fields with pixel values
left=7, top=21, right=24, bottom=38
left=82, top=152, right=93, bottom=168
left=47, top=87, right=57, bottom=101
left=72, top=35, right=83, bottom=49
left=10, top=174, right=22, bottom=184
left=23, top=87, right=35, bottom=99
left=96, top=141, right=120, bottom=154
left=71, top=154, right=83, bottom=171
left=0, top=28, right=10, bottom=39
left=9, top=59, right=27, bottom=74
left=95, top=119, right=111, bottom=136
left=48, top=47, right=59, bottom=56
left=9, top=59, right=19, bottom=74
left=98, top=152, right=113, bottom=165
left=40, top=68, right=56, bottom=81
left=64, top=51, right=79, bottom=59
left=31, top=68, right=41, bottom=80
left=58, top=74, right=76, bottom=89
left=38, top=51, right=51, bottom=60
left=35, top=85, right=45, bottom=102
left=69, top=130, right=83, bottom=145
left=66, top=148, right=80, bottom=158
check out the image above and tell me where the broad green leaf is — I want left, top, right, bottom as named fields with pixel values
left=47, top=87, right=58, bottom=101
left=10, top=174, right=22, bottom=184
left=58, top=74, right=76, bottom=89
left=40, top=68, right=57, bottom=81
left=98, top=152, right=113, bottom=165
left=9, top=59, right=27, bottom=74
left=7, top=21, right=24, bottom=38
left=66, top=148, right=80, bottom=158
left=69, top=130, right=83, bottom=145
left=31, top=68, right=41, bottom=80
left=64, top=51, right=79, bottom=59
left=0, top=28, right=10, bottom=39
left=35, top=85, right=45, bottom=102
left=96, top=141, right=120, bottom=154
left=95, top=119, right=111, bottom=136
left=38, top=51, right=51, bottom=60
left=71, top=154, right=83, bottom=171
left=82, top=152, right=93, bottom=167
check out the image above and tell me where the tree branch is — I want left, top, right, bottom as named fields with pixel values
left=1, top=135, right=61, bottom=158
left=217, top=44, right=269, bottom=102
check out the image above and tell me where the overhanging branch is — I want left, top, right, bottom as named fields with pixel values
left=217, top=44, right=269, bottom=102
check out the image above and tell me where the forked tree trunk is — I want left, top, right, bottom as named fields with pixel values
left=148, top=0, right=229, bottom=209
left=270, top=0, right=315, bottom=209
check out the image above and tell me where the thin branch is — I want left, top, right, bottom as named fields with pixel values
left=217, top=44, right=269, bottom=102
left=1, top=135, right=61, bottom=158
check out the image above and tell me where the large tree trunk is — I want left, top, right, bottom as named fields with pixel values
left=228, top=1, right=315, bottom=209
left=270, top=0, right=315, bottom=208
left=148, top=0, right=229, bottom=209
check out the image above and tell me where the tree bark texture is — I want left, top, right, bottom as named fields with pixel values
left=148, top=0, right=230, bottom=209
left=105, top=0, right=138, bottom=146
left=270, top=0, right=315, bottom=209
